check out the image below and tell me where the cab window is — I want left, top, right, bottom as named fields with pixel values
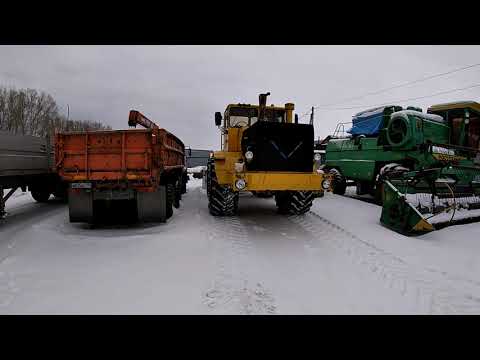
left=227, top=107, right=258, bottom=127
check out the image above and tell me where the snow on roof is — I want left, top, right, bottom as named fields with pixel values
left=392, top=110, right=446, bottom=123
left=353, top=105, right=398, bottom=118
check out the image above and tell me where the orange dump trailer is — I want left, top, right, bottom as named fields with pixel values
left=55, top=110, right=187, bottom=223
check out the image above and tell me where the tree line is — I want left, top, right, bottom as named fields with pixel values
left=0, top=87, right=111, bottom=138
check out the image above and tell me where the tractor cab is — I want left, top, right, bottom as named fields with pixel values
left=217, top=102, right=294, bottom=130
left=427, top=101, right=480, bottom=149
left=206, top=92, right=331, bottom=217
left=221, top=104, right=287, bottom=128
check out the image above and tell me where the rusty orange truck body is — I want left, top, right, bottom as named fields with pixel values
left=55, top=110, right=187, bottom=223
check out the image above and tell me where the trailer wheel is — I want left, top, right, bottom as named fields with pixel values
left=31, top=190, right=51, bottom=203
left=329, top=168, right=347, bottom=195
left=275, top=191, right=314, bottom=215
left=174, top=180, right=182, bottom=208
left=166, top=184, right=174, bottom=219
left=181, top=171, right=188, bottom=194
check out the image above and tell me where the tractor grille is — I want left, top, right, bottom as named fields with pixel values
left=241, top=122, right=314, bottom=172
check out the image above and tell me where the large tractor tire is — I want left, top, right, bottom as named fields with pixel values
left=207, top=160, right=238, bottom=216
left=206, top=159, right=214, bottom=198
left=275, top=191, right=314, bottom=215
left=30, top=189, right=51, bottom=203
left=329, top=168, right=347, bottom=195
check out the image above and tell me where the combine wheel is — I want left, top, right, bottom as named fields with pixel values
left=275, top=191, right=314, bottom=215
left=329, top=168, right=347, bottom=195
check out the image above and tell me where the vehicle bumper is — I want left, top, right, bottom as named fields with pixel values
left=229, top=171, right=331, bottom=192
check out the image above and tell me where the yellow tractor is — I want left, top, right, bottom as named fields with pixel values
left=206, top=92, right=332, bottom=216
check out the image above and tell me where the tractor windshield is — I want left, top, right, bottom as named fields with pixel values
left=228, top=107, right=285, bottom=127
left=228, top=107, right=257, bottom=127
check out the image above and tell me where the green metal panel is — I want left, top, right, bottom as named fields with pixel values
left=326, top=111, right=455, bottom=183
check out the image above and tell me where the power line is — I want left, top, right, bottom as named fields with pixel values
left=310, top=83, right=480, bottom=111
left=299, top=61, right=480, bottom=119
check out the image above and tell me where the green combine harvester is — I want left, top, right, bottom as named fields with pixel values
left=323, top=101, right=480, bottom=235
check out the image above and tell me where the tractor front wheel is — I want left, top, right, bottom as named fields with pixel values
left=207, top=160, right=238, bottom=216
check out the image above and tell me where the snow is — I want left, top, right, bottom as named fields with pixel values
left=1, top=183, right=480, bottom=314
left=187, top=166, right=206, bottom=174
left=392, top=110, right=445, bottom=123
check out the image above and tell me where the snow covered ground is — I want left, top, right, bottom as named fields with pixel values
left=1, top=181, right=480, bottom=314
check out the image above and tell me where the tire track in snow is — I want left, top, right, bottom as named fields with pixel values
left=288, top=211, right=480, bottom=314
left=203, top=213, right=277, bottom=315
left=0, top=270, right=19, bottom=308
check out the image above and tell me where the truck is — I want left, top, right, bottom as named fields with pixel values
left=1, top=131, right=67, bottom=219
left=206, top=92, right=332, bottom=216
left=55, top=110, right=187, bottom=224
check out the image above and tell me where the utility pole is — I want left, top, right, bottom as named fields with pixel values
left=309, top=107, right=314, bottom=126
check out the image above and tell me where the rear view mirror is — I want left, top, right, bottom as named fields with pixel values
left=215, top=112, right=222, bottom=126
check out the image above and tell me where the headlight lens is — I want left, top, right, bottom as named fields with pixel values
left=245, top=151, right=254, bottom=161
left=322, top=179, right=331, bottom=190
left=235, top=179, right=247, bottom=190
left=314, top=153, right=322, bottom=161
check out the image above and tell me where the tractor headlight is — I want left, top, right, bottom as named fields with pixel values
left=314, top=153, right=322, bottom=161
left=321, top=179, right=331, bottom=190
left=235, top=179, right=247, bottom=190
left=245, top=151, right=254, bottom=161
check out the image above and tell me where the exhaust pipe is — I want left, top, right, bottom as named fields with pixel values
left=258, top=92, right=270, bottom=122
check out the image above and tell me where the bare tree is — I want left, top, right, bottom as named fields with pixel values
left=0, top=86, right=111, bottom=137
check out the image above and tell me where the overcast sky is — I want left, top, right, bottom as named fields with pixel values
left=0, top=45, right=479, bottom=149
